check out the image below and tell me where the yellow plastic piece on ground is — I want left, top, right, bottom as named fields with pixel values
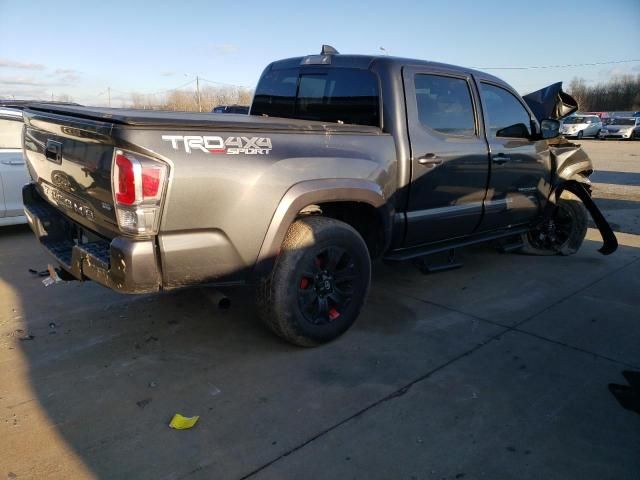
left=169, top=413, right=200, bottom=430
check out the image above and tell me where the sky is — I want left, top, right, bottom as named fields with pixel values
left=1, top=0, right=639, bottom=106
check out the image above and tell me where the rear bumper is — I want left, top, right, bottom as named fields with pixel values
left=23, top=183, right=161, bottom=294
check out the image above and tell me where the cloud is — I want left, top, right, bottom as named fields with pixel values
left=0, top=58, right=46, bottom=70
left=0, top=76, right=52, bottom=86
left=160, top=71, right=176, bottom=77
left=211, top=43, right=239, bottom=55
left=54, top=68, right=77, bottom=75
left=57, top=72, right=81, bottom=83
left=0, top=73, right=80, bottom=86
left=0, top=86, right=50, bottom=99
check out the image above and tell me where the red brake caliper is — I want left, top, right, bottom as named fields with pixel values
left=300, top=277, right=310, bottom=289
left=328, top=308, right=340, bottom=321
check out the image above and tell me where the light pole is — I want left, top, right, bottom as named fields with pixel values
left=184, top=73, right=202, bottom=112
left=196, top=76, right=201, bottom=112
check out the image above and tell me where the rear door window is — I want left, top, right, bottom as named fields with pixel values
left=414, top=74, right=476, bottom=136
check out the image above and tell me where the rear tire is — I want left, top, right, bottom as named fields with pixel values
left=257, top=216, right=371, bottom=347
left=519, top=193, right=588, bottom=256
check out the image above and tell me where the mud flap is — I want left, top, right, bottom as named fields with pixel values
left=545, top=180, right=618, bottom=255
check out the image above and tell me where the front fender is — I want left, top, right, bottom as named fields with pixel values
left=550, top=141, right=594, bottom=184
left=254, top=178, right=390, bottom=276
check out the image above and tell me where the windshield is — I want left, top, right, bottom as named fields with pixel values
left=611, top=118, right=635, bottom=126
left=251, top=67, right=380, bottom=127
left=563, top=117, right=589, bottom=124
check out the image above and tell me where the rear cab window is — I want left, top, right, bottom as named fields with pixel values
left=251, top=67, right=380, bottom=127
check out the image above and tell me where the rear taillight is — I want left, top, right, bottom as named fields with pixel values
left=112, top=150, right=168, bottom=235
left=115, top=153, right=137, bottom=205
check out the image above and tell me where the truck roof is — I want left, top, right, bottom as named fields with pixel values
left=267, top=53, right=507, bottom=86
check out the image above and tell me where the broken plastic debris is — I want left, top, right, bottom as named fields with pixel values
left=42, top=265, right=63, bottom=287
left=28, top=268, right=49, bottom=277
left=169, top=413, right=199, bottom=430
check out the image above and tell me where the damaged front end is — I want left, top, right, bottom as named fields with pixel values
left=524, top=83, right=618, bottom=255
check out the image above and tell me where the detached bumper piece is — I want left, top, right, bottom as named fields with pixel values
left=546, top=180, right=618, bottom=255
left=23, top=183, right=161, bottom=293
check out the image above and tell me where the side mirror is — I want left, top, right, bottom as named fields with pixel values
left=540, top=118, right=560, bottom=139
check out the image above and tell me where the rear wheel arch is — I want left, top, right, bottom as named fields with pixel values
left=298, top=201, right=388, bottom=259
left=255, top=180, right=391, bottom=276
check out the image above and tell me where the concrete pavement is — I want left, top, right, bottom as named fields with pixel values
left=1, top=140, right=639, bottom=479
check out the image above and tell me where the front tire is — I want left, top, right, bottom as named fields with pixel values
left=257, top=216, right=371, bottom=347
left=519, top=193, right=588, bottom=256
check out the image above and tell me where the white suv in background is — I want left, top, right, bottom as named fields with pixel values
left=0, top=107, right=29, bottom=226
left=560, top=115, right=602, bottom=139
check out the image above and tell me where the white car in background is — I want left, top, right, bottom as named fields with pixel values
left=560, top=115, right=602, bottom=139
left=600, top=117, right=640, bottom=140
left=0, top=107, right=29, bottom=226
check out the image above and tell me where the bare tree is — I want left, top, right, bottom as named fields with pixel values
left=128, top=85, right=254, bottom=112
left=55, top=93, right=75, bottom=103
left=568, top=74, right=640, bottom=111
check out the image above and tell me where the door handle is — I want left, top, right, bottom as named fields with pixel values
left=1, top=160, right=25, bottom=166
left=492, top=154, right=511, bottom=165
left=418, top=153, right=443, bottom=167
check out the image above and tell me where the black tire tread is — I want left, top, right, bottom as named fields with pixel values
left=257, top=216, right=370, bottom=347
left=519, top=193, right=588, bottom=256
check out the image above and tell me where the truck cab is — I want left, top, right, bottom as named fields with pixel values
left=251, top=52, right=554, bottom=252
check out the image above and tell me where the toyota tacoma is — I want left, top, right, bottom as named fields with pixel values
left=21, top=46, right=617, bottom=346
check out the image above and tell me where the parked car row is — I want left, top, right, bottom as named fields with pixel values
left=560, top=114, right=639, bottom=140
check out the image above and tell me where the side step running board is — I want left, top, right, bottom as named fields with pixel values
left=384, top=227, right=529, bottom=262
left=413, top=249, right=463, bottom=274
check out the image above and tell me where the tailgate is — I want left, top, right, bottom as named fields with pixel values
left=22, top=109, right=118, bottom=237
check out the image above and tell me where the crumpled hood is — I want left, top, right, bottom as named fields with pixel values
left=523, top=82, right=578, bottom=121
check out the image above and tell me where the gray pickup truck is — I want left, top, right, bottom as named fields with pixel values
left=22, top=46, right=616, bottom=346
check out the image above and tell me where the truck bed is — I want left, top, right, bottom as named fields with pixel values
left=25, top=104, right=382, bottom=133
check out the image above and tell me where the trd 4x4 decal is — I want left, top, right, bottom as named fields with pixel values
left=162, top=135, right=272, bottom=155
